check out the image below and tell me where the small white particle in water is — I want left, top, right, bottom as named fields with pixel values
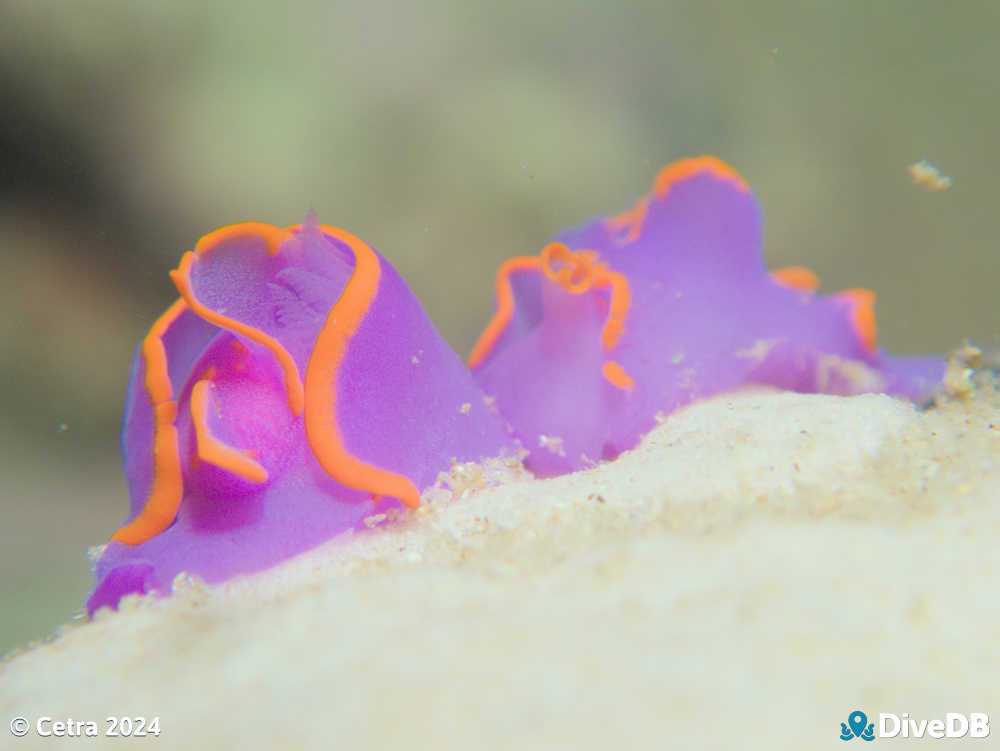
left=460, top=402, right=471, bottom=414
left=411, top=355, right=420, bottom=365
left=908, top=159, right=952, bottom=191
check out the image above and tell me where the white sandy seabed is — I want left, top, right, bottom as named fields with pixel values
left=2, top=372, right=999, bottom=750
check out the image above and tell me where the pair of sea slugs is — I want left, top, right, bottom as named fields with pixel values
left=87, top=156, right=945, bottom=614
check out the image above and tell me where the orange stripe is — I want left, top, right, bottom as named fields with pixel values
left=602, top=360, right=635, bottom=391
left=652, top=155, right=749, bottom=199
left=303, top=225, right=422, bottom=509
left=605, top=156, right=749, bottom=243
left=541, top=242, right=594, bottom=293
left=471, top=245, right=631, bottom=367
left=468, top=256, right=543, bottom=368
left=605, top=195, right=644, bottom=231
left=622, top=196, right=649, bottom=243
left=534, top=243, right=631, bottom=350
left=190, top=379, right=268, bottom=483
left=111, top=299, right=188, bottom=545
left=141, top=298, right=186, bottom=402
left=837, top=288, right=878, bottom=352
left=591, top=267, right=630, bottom=350
left=194, top=222, right=292, bottom=257
left=771, top=265, right=820, bottom=293
left=171, top=251, right=305, bottom=415
left=604, top=195, right=649, bottom=244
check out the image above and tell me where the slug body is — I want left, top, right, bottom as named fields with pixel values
left=88, top=215, right=515, bottom=614
left=469, top=157, right=945, bottom=475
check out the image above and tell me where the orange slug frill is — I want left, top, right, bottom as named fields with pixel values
left=473, top=242, right=635, bottom=416
left=605, top=195, right=649, bottom=243
left=190, top=379, right=268, bottom=484
left=835, top=288, right=878, bottom=353
left=89, top=213, right=517, bottom=615
left=602, top=361, right=635, bottom=391
left=472, top=155, right=946, bottom=476
left=301, top=224, right=421, bottom=509
left=468, top=255, right=542, bottom=369
left=110, top=402, right=182, bottom=545
left=652, top=156, right=749, bottom=199
left=193, top=222, right=292, bottom=257
left=171, top=249, right=305, bottom=416
left=111, top=299, right=189, bottom=545
left=592, top=268, right=630, bottom=350
left=603, top=156, right=750, bottom=244
left=173, top=333, right=297, bottom=507
left=541, top=243, right=597, bottom=292
left=470, top=240, right=639, bottom=476
left=537, top=242, right=631, bottom=352
left=771, top=266, right=820, bottom=293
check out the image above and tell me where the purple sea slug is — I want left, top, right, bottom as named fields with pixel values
left=88, top=215, right=515, bottom=614
left=468, top=156, right=945, bottom=476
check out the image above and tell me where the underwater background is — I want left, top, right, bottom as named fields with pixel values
left=1, top=0, right=997, bottom=652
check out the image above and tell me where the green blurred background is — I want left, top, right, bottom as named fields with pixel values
left=1, top=0, right=996, bottom=653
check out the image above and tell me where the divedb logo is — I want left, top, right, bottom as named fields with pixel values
left=839, top=709, right=990, bottom=741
